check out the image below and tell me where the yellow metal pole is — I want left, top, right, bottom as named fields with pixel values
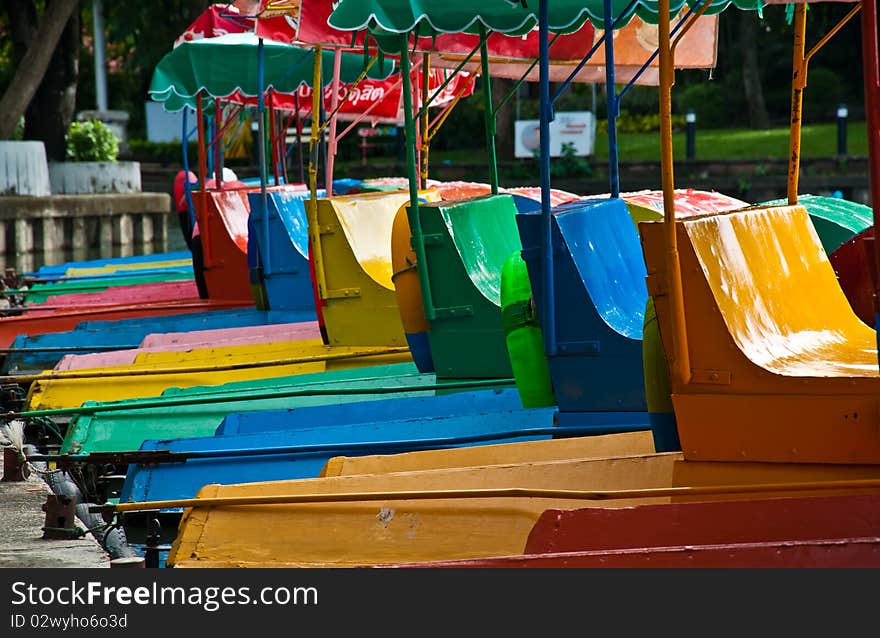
left=659, top=0, right=690, bottom=386
left=420, top=52, right=431, bottom=189
left=787, top=4, right=807, bottom=205
left=307, top=46, right=329, bottom=300
left=110, top=478, right=880, bottom=513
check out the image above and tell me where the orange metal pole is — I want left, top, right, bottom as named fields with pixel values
left=659, top=0, right=690, bottom=386
left=787, top=4, right=807, bottom=205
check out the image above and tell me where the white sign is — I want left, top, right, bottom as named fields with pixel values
left=145, top=102, right=195, bottom=143
left=514, top=111, right=595, bottom=159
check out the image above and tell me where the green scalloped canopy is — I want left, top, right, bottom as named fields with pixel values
left=149, top=32, right=394, bottom=112
left=328, top=0, right=765, bottom=37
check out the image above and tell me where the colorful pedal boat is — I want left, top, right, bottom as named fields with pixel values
left=392, top=492, right=880, bottom=567
left=639, top=203, right=880, bottom=464
left=57, top=363, right=440, bottom=455
left=25, top=338, right=412, bottom=411
left=165, top=440, right=880, bottom=567
left=2, top=308, right=315, bottom=374
left=54, top=321, right=320, bottom=371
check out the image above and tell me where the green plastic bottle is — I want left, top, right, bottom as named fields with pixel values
left=500, top=250, right=556, bottom=408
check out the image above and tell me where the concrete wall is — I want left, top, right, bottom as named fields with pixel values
left=0, top=193, right=171, bottom=272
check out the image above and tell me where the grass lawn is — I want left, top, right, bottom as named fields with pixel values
left=421, top=120, right=868, bottom=165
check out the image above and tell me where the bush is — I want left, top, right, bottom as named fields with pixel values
left=597, top=109, right=685, bottom=134
left=674, top=83, right=728, bottom=129
left=65, top=119, right=119, bottom=162
left=804, top=66, right=846, bottom=121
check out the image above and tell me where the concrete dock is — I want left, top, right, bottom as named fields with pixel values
left=0, top=447, right=108, bottom=568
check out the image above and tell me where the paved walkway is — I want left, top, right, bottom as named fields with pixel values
left=0, top=447, right=108, bottom=568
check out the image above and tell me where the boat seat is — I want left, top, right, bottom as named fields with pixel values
left=315, top=191, right=438, bottom=347
left=247, top=189, right=317, bottom=313
left=166, top=450, right=880, bottom=567
left=415, top=194, right=521, bottom=378
left=194, top=189, right=253, bottom=301
left=640, top=204, right=880, bottom=464
left=517, top=196, right=648, bottom=412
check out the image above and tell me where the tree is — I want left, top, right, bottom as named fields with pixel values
left=24, top=2, right=80, bottom=161
left=740, top=12, right=771, bottom=129
left=0, top=0, right=80, bottom=140
left=492, top=77, right=515, bottom=160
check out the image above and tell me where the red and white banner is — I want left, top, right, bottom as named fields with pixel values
left=174, top=3, right=474, bottom=125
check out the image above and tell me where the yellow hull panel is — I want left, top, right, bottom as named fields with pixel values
left=168, top=448, right=880, bottom=567
left=314, top=191, right=438, bottom=347
left=25, top=339, right=411, bottom=410
left=320, top=431, right=656, bottom=477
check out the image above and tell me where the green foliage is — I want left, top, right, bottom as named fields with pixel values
left=550, top=142, right=592, bottom=179
left=65, top=119, right=119, bottom=162
left=674, top=83, right=728, bottom=129
left=597, top=109, right=685, bottom=134
left=803, top=67, right=847, bottom=121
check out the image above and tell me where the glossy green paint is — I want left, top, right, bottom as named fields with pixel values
left=60, top=363, right=424, bottom=455
left=416, top=194, right=520, bottom=379
left=329, top=0, right=764, bottom=37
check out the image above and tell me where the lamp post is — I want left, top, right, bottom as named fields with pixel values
left=837, top=104, right=849, bottom=156
left=685, top=109, right=696, bottom=161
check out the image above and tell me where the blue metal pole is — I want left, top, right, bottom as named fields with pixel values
left=257, top=38, right=271, bottom=275
left=181, top=109, right=197, bottom=231
left=604, top=0, right=620, bottom=198
left=539, top=0, right=556, bottom=357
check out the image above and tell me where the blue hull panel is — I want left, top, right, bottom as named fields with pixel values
left=517, top=197, right=648, bottom=413
left=217, top=387, right=523, bottom=435
left=122, top=404, right=558, bottom=504
left=248, top=190, right=322, bottom=312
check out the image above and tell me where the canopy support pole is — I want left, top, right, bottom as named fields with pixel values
left=196, top=92, right=211, bottom=266
left=861, top=0, right=880, bottom=347
left=787, top=5, right=808, bottom=205
left=420, top=53, right=431, bottom=189
left=539, top=0, right=556, bottom=356
left=181, top=109, right=196, bottom=232
left=308, top=45, right=329, bottom=302
left=325, top=48, right=343, bottom=195
left=479, top=25, right=500, bottom=194
left=269, top=91, right=280, bottom=186
left=603, top=0, right=620, bottom=198
left=295, top=92, right=305, bottom=185
left=400, top=37, right=435, bottom=321
left=257, top=38, right=271, bottom=277
left=659, top=0, right=690, bottom=386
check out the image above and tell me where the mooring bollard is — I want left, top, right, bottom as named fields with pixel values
left=42, top=494, right=80, bottom=540
left=2, top=446, right=29, bottom=482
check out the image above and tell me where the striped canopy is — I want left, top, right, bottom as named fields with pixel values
left=328, top=0, right=766, bottom=36
left=149, top=32, right=394, bottom=112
